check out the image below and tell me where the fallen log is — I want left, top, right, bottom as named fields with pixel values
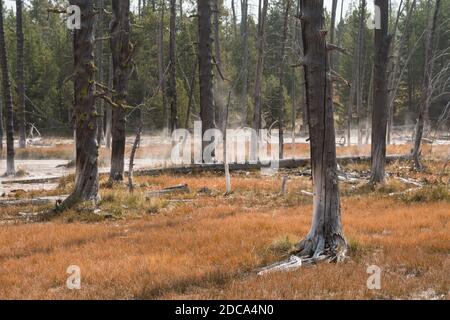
left=145, top=184, right=190, bottom=198
left=0, top=195, right=68, bottom=207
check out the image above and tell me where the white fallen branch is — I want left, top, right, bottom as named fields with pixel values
left=257, top=255, right=303, bottom=276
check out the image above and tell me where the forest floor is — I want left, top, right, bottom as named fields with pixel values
left=0, top=142, right=449, bottom=299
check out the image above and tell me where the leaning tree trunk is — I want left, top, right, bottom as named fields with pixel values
left=370, top=0, right=391, bottom=184
left=0, top=1, right=15, bottom=175
left=278, top=0, right=290, bottom=160
left=296, top=0, right=346, bottom=260
left=62, top=0, right=99, bottom=208
left=109, top=0, right=131, bottom=181
left=168, top=0, right=178, bottom=132
left=96, top=0, right=105, bottom=145
left=412, top=0, right=441, bottom=170
left=16, top=0, right=26, bottom=149
left=197, top=0, right=215, bottom=158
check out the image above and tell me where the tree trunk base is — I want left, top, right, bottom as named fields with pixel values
left=295, top=232, right=347, bottom=263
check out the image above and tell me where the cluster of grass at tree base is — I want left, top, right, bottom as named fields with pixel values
left=0, top=158, right=448, bottom=299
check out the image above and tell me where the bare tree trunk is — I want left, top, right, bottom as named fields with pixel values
left=16, top=0, right=26, bottom=149
left=158, top=0, right=168, bottom=133
left=231, top=0, right=237, bottom=36
left=329, top=0, right=338, bottom=68
left=105, top=55, right=113, bottom=149
left=185, top=60, right=197, bottom=129
left=96, top=0, right=105, bottom=145
left=365, top=64, right=374, bottom=145
left=297, top=0, right=346, bottom=260
left=110, top=0, right=131, bottom=181
left=62, top=0, right=99, bottom=208
left=356, top=0, right=366, bottom=147
left=0, top=87, right=3, bottom=151
left=370, top=0, right=391, bottom=184
left=168, top=0, right=178, bottom=132
left=0, top=1, right=15, bottom=175
left=213, top=0, right=226, bottom=132
left=412, top=0, right=441, bottom=170
left=278, top=0, right=290, bottom=160
left=252, top=0, right=268, bottom=150
left=240, top=0, right=249, bottom=127
left=197, top=0, right=215, bottom=158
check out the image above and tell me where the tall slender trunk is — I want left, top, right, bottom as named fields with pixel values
left=412, top=0, right=441, bottom=170
left=0, top=1, right=15, bottom=175
left=0, top=86, right=3, bottom=150
left=278, top=0, right=290, bottom=160
left=231, top=0, right=237, bottom=36
left=16, top=0, right=26, bottom=149
left=110, top=0, right=131, bottom=181
left=158, top=0, right=168, bottom=133
left=329, top=0, right=338, bottom=68
left=168, top=0, right=178, bottom=132
left=63, top=0, right=99, bottom=207
left=240, top=0, right=249, bottom=127
left=370, top=0, right=391, bottom=183
left=213, top=1, right=226, bottom=132
left=356, top=0, right=366, bottom=147
left=96, top=0, right=105, bottom=145
left=197, top=0, right=215, bottom=158
left=105, top=55, right=113, bottom=149
left=297, top=0, right=346, bottom=260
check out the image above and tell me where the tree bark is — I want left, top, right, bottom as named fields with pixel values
left=197, top=0, right=215, bottom=158
left=412, top=0, right=441, bottom=170
left=253, top=0, right=268, bottom=135
left=16, top=0, right=26, bottom=149
left=0, top=1, right=15, bottom=175
left=109, top=0, right=131, bottom=181
left=158, top=0, right=168, bottom=133
left=329, top=0, right=338, bottom=68
left=213, top=0, right=226, bottom=133
left=96, top=0, right=105, bottom=145
left=105, top=55, right=113, bottom=149
left=356, top=0, right=366, bottom=147
left=240, top=0, right=249, bottom=127
left=168, top=0, right=178, bottom=132
left=370, top=0, right=391, bottom=184
left=62, top=0, right=99, bottom=207
left=297, top=0, right=346, bottom=260
left=278, top=0, right=290, bottom=160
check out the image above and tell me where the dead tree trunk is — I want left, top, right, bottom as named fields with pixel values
left=109, top=0, right=131, bottom=181
left=158, top=0, right=168, bottom=133
left=168, top=0, right=178, bottom=132
left=0, top=1, right=15, bottom=175
left=240, top=0, right=249, bottom=127
left=96, top=0, right=105, bottom=145
left=0, top=87, right=3, bottom=151
left=412, top=0, right=441, bottom=170
left=296, top=0, right=346, bottom=260
left=370, top=0, right=391, bottom=184
left=278, top=0, right=290, bottom=160
left=213, top=1, right=226, bottom=132
left=252, top=0, right=268, bottom=159
left=356, top=0, right=366, bottom=147
left=197, top=0, right=215, bottom=158
left=329, top=0, right=338, bottom=68
left=62, top=0, right=99, bottom=208
left=105, top=55, right=113, bottom=149
left=16, top=0, right=26, bottom=149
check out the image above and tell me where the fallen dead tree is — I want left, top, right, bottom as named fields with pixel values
left=0, top=195, right=68, bottom=207
left=145, top=184, right=190, bottom=198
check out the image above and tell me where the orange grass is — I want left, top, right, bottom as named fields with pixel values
left=0, top=162, right=449, bottom=300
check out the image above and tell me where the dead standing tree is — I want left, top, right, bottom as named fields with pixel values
left=61, top=0, right=99, bottom=208
left=16, top=0, right=26, bottom=149
left=110, top=0, right=132, bottom=181
left=168, top=0, right=178, bottom=132
left=370, top=0, right=391, bottom=184
left=295, top=0, right=346, bottom=261
left=197, top=0, right=216, bottom=159
left=0, top=0, right=15, bottom=175
left=412, top=0, right=441, bottom=170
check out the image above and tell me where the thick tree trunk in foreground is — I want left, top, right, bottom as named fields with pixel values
left=0, top=1, right=15, bottom=175
left=197, top=0, right=215, bottom=158
left=297, top=0, right=346, bottom=260
left=110, top=0, right=131, bottom=181
left=412, top=0, right=441, bottom=170
left=168, top=0, right=178, bottom=132
left=16, top=0, right=26, bottom=149
left=63, top=0, right=99, bottom=207
left=370, top=0, right=391, bottom=184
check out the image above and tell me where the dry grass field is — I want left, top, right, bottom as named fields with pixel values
left=0, top=156, right=449, bottom=300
